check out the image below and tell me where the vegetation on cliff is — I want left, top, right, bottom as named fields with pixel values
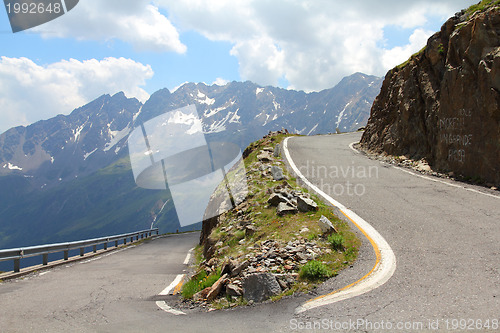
left=180, top=132, right=360, bottom=309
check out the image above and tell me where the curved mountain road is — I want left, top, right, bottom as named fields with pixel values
left=0, top=133, right=498, bottom=332
left=285, top=133, right=499, bottom=331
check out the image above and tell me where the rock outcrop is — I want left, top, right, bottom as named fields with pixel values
left=361, top=3, right=500, bottom=186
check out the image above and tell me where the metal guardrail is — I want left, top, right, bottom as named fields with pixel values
left=0, top=228, right=159, bottom=273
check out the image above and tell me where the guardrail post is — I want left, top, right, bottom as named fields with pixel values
left=141, top=233, right=144, bottom=239
left=93, top=245, right=97, bottom=253
left=64, top=250, right=69, bottom=260
left=14, top=259, right=20, bottom=273
left=80, top=248, right=84, bottom=256
left=115, top=240, right=118, bottom=247
left=104, top=242, right=108, bottom=250
left=156, top=229, right=159, bottom=235
left=124, top=238, right=127, bottom=245
left=43, top=254, right=48, bottom=266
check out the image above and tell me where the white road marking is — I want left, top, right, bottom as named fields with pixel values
left=183, top=248, right=194, bottom=265
left=155, top=301, right=185, bottom=316
left=159, top=274, right=185, bottom=296
left=393, top=166, right=500, bottom=200
left=80, top=247, right=133, bottom=264
left=283, top=137, right=397, bottom=314
left=349, top=141, right=499, bottom=200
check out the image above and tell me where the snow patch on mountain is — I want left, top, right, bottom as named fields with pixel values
left=336, top=102, right=352, bottom=128
left=197, top=91, right=215, bottom=105
left=205, top=105, right=227, bottom=118
left=133, top=105, right=143, bottom=122
left=73, top=122, right=86, bottom=142
left=3, top=162, right=23, bottom=170
left=307, top=124, right=319, bottom=135
left=104, top=124, right=131, bottom=152
left=84, top=148, right=98, bottom=160
left=229, top=109, right=241, bottom=124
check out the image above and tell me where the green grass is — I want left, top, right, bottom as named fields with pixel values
left=328, top=233, right=345, bottom=251
left=437, top=43, right=445, bottom=56
left=396, top=46, right=426, bottom=70
left=181, top=269, right=221, bottom=299
left=187, top=133, right=361, bottom=304
left=299, top=260, right=333, bottom=281
left=466, top=0, right=500, bottom=15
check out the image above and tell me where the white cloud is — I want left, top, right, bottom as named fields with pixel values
left=35, top=0, right=186, bottom=53
left=158, top=0, right=473, bottom=91
left=382, top=28, right=435, bottom=70
left=0, top=57, right=153, bottom=133
left=212, top=78, right=229, bottom=86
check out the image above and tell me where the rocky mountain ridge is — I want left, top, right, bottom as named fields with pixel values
left=361, top=1, right=499, bottom=186
left=0, top=74, right=381, bottom=250
left=1, top=74, right=381, bottom=188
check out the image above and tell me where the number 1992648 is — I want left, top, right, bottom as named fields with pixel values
left=6, top=1, right=62, bottom=14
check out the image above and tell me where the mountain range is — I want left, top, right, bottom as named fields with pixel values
left=0, top=73, right=382, bottom=250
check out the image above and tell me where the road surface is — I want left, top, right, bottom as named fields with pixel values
left=0, top=133, right=498, bottom=332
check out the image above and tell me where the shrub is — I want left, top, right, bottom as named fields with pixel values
left=299, top=260, right=332, bottom=281
left=328, top=233, right=345, bottom=251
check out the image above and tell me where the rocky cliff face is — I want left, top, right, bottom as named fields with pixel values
left=361, top=3, right=500, bottom=186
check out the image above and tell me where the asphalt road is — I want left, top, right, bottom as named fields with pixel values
left=0, top=133, right=498, bottom=333
left=286, top=133, right=500, bottom=332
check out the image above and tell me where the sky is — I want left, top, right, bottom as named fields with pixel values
left=0, top=0, right=475, bottom=134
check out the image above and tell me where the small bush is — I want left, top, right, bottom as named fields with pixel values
left=299, top=260, right=332, bottom=281
left=306, top=233, right=317, bottom=241
left=328, top=233, right=345, bottom=251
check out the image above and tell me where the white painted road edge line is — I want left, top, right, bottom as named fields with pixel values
left=156, top=301, right=185, bottom=316
left=157, top=273, right=187, bottom=315
left=283, top=137, right=397, bottom=314
left=183, top=248, right=194, bottom=265
left=159, top=274, right=185, bottom=296
left=349, top=142, right=500, bottom=200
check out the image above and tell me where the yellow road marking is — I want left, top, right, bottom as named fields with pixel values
left=172, top=277, right=184, bottom=295
left=305, top=209, right=381, bottom=304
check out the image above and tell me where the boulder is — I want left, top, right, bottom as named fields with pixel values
left=206, top=273, right=228, bottom=302
left=226, top=283, right=243, bottom=297
left=277, top=202, right=298, bottom=216
left=270, top=165, right=285, bottom=181
left=221, top=260, right=237, bottom=276
left=297, top=196, right=318, bottom=212
left=318, top=215, right=338, bottom=234
left=231, top=260, right=250, bottom=277
left=271, top=165, right=285, bottom=180
left=243, top=273, right=282, bottom=302
left=273, top=144, right=281, bottom=157
left=193, top=287, right=212, bottom=302
left=245, top=225, right=257, bottom=237
left=267, top=193, right=289, bottom=206
left=257, top=151, right=273, bottom=162
left=300, top=227, right=310, bottom=234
